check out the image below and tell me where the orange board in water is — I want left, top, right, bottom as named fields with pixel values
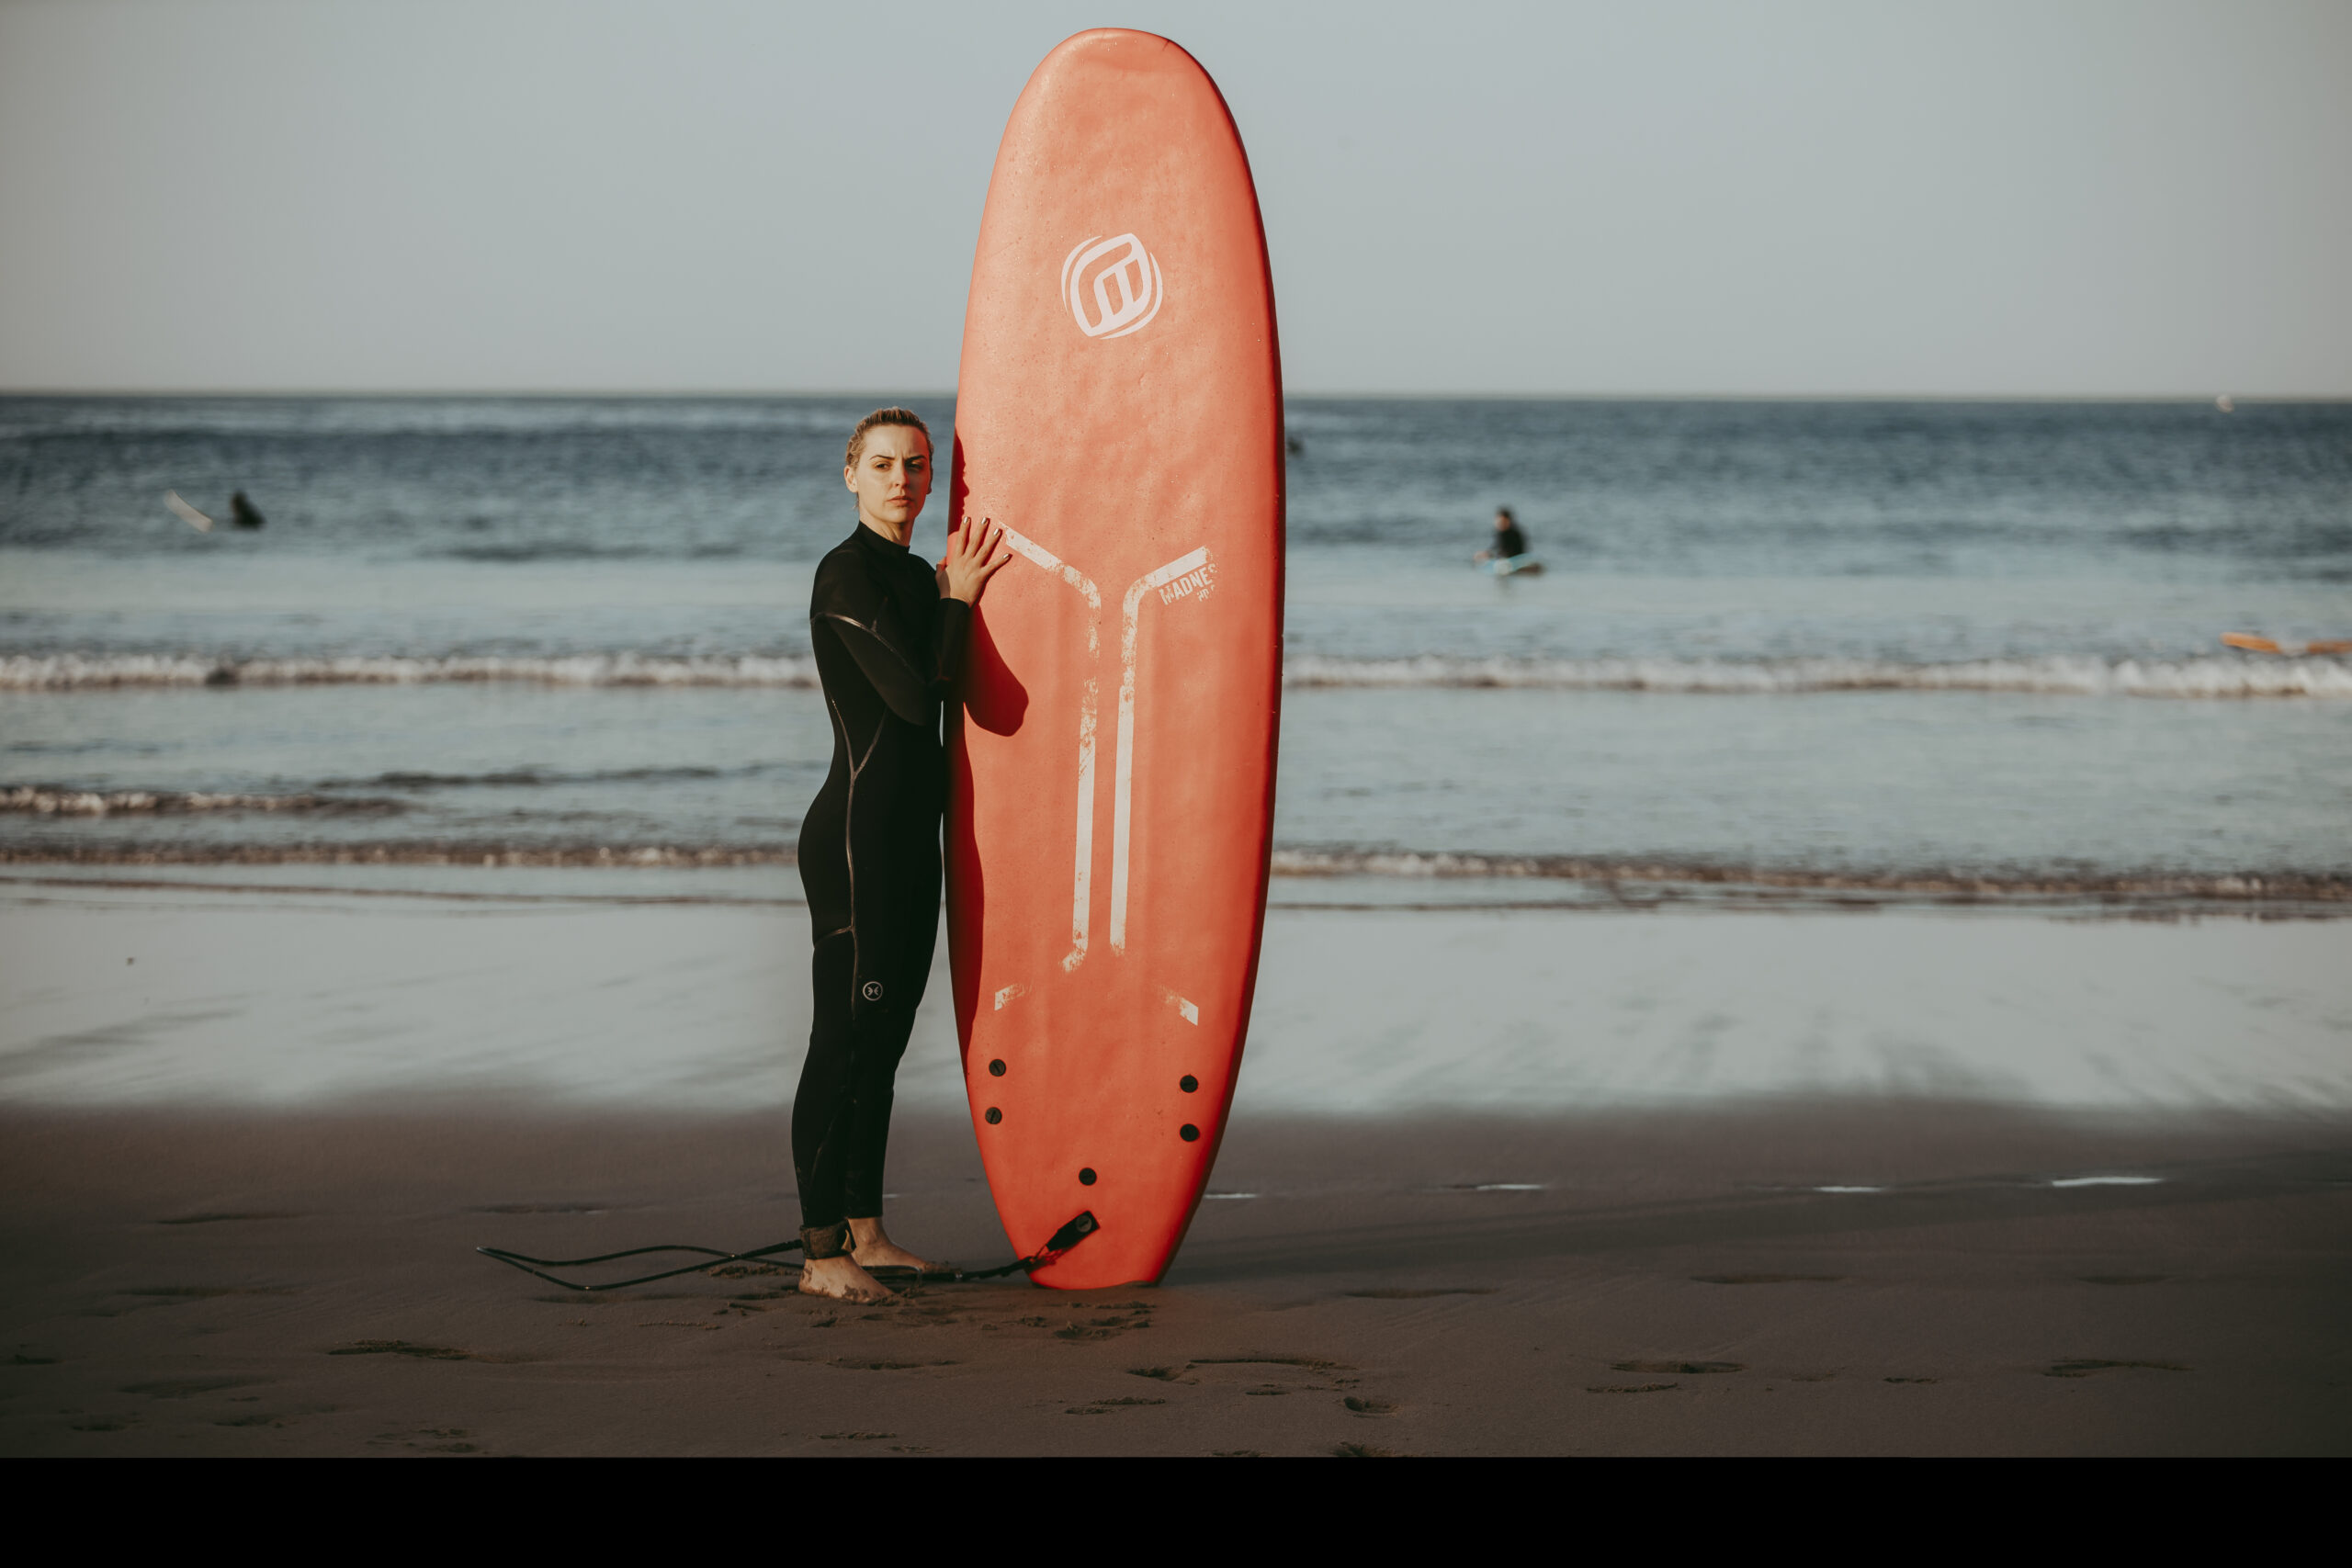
left=946, top=30, right=1283, bottom=1290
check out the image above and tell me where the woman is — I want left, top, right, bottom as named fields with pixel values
left=795, top=406, right=1007, bottom=1303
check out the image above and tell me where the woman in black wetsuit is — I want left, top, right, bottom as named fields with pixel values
left=796, top=407, right=1006, bottom=1303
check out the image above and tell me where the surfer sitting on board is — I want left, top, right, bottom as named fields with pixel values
left=1473, top=506, right=1528, bottom=565
left=796, top=407, right=1010, bottom=1303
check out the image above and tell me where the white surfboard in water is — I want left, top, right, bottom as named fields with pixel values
left=164, top=491, right=213, bottom=533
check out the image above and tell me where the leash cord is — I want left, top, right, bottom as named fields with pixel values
left=476, top=1210, right=1099, bottom=1292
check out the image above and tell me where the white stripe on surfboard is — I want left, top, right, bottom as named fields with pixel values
left=997, top=525, right=1101, bottom=972
left=1111, top=547, right=1211, bottom=953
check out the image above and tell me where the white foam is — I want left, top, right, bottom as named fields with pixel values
left=5, top=649, right=2346, bottom=695
left=0, top=786, right=395, bottom=817
left=1265, top=848, right=2343, bottom=901
left=0, top=653, right=821, bottom=689
left=2048, top=1175, right=2164, bottom=1188
left=1282, top=654, right=2352, bottom=698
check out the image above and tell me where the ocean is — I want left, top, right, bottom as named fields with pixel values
left=3, top=395, right=2347, bottom=910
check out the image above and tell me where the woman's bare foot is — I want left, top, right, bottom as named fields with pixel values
left=847, top=1216, right=946, bottom=1275
left=797, top=1253, right=895, bottom=1303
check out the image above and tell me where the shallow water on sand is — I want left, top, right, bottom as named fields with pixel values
left=5, top=682, right=2347, bottom=886
left=4, top=889, right=2346, bottom=1114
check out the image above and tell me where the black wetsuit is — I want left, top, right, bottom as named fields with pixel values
left=793, top=523, right=969, bottom=1250
left=1494, top=523, right=1527, bottom=558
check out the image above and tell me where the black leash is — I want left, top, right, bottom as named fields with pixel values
left=477, top=1210, right=1100, bottom=1292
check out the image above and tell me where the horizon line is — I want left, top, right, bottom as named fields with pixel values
left=3, top=388, right=2346, bottom=404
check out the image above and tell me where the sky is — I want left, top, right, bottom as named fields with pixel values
left=2, top=0, right=2347, bottom=397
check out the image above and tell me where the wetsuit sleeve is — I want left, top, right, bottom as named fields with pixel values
left=813, top=558, right=971, bottom=725
left=931, top=598, right=971, bottom=694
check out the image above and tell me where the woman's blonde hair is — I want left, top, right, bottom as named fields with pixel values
left=845, top=406, right=932, bottom=469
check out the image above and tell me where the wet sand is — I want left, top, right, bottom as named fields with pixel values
left=4, top=1103, right=2346, bottom=1455
left=7, top=877, right=2348, bottom=1112
left=3, top=879, right=2347, bottom=1453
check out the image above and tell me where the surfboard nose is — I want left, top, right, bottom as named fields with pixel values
left=1045, top=27, right=1193, bottom=73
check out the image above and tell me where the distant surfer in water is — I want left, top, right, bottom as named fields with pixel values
left=795, top=407, right=1009, bottom=1303
left=1474, top=506, right=1528, bottom=565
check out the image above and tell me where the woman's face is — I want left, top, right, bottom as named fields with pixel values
left=845, top=424, right=933, bottom=530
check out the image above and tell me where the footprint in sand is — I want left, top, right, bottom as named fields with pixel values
left=120, top=1375, right=272, bottom=1397
left=370, top=1426, right=481, bottom=1453
left=103, top=1285, right=300, bottom=1316
left=2043, top=1359, right=2188, bottom=1378
left=1614, top=1359, right=1744, bottom=1375
left=1343, top=1396, right=1396, bottom=1416
left=327, top=1340, right=469, bottom=1360
left=1067, top=1396, right=1168, bottom=1415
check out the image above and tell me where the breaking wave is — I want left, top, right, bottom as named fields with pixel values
left=0, top=653, right=822, bottom=689
left=325, top=765, right=741, bottom=789
left=0, top=841, right=788, bottom=867
left=1268, top=848, right=2351, bottom=902
left=1280, top=654, right=2352, bottom=698
left=1, top=786, right=404, bottom=817
left=6, top=650, right=2347, bottom=696
left=3, top=837, right=2342, bottom=906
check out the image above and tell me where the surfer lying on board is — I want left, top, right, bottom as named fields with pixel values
left=796, top=407, right=1009, bottom=1303
left=1473, top=506, right=1527, bottom=564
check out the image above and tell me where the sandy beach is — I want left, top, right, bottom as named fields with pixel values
left=4, top=1105, right=2346, bottom=1456
left=4, top=876, right=2346, bottom=1455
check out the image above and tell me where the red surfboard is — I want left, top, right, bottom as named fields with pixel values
left=946, top=30, right=1283, bottom=1290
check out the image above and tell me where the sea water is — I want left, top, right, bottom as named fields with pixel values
left=3, top=396, right=2347, bottom=907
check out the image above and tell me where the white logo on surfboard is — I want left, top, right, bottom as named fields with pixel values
left=1062, top=233, right=1163, bottom=339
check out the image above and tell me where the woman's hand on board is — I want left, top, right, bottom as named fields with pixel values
left=939, top=518, right=1012, bottom=604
